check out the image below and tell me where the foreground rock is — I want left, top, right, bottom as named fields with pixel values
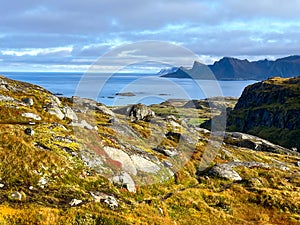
left=69, top=199, right=83, bottom=207
left=90, top=192, right=118, bottom=209
left=113, top=103, right=155, bottom=122
left=9, top=191, right=25, bottom=201
left=103, top=146, right=137, bottom=175
left=183, top=97, right=237, bottom=110
left=62, top=106, right=78, bottom=121
left=112, top=172, right=136, bottom=193
left=208, top=161, right=270, bottom=181
left=22, top=112, right=41, bottom=121
left=224, top=132, right=298, bottom=155
left=70, top=120, right=98, bottom=130
left=79, top=150, right=110, bottom=174
left=22, top=98, right=34, bottom=106
left=24, top=128, right=35, bottom=136
left=45, top=104, right=65, bottom=120
left=0, top=95, right=16, bottom=102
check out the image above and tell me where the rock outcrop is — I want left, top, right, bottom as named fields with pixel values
left=208, top=162, right=270, bottom=181
left=183, top=97, right=237, bottom=110
left=21, top=112, right=42, bottom=121
left=70, top=120, right=97, bottom=130
left=112, top=172, right=136, bottom=193
left=224, top=132, right=297, bottom=155
left=226, top=76, right=300, bottom=150
left=113, top=103, right=155, bottom=122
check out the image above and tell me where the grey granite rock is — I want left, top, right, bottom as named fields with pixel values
left=62, top=106, right=78, bottom=121
left=131, top=154, right=160, bottom=173
left=112, top=172, right=136, bottom=193
left=90, top=192, right=118, bottom=209
left=208, top=161, right=270, bottom=181
left=103, top=146, right=137, bottom=175
left=22, top=112, right=41, bottom=121
left=22, top=98, right=34, bottom=106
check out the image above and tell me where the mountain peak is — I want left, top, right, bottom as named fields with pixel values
left=160, top=55, right=300, bottom=80
left=276, top=55, right=300, bottom=62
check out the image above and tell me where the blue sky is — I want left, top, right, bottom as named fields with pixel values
left=1, top=0, right=300, bottom=72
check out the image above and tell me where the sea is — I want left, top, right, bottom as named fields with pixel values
left=1, top=72, right=257, bottom=106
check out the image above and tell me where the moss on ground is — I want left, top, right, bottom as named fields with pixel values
left=0, top=75, right=300, bottom=224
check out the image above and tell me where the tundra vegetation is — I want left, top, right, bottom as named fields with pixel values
left=0, top=75, right=300, bottom=225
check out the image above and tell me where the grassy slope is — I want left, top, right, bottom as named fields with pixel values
left=0, top=76, right=300, bottom=224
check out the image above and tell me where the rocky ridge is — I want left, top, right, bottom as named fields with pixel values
left=160, top=55, right=300, bottom=80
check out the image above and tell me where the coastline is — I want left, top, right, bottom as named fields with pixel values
left=1, top=72, right=257, bottom=106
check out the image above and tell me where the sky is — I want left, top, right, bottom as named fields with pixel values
left=1, top=0, right=300, bottom=72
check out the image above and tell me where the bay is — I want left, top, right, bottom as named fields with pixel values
left=2, top=72, right=257, bottom=106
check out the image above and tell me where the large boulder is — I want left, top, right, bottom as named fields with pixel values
left=43, top=95, right=65, bottom=119
left=49, top=95, right=61, bottom=107
left=70, top=120, right=98, bottom=130
left=130, top=154, right=160, bottom=173
left=72, top=96, right=102, bottom=110
left=90, top=192, right=118, bottom=209
left=46, top=105, right=65, bottom=120
left=95, top=105, right=115, bottom=118
left=112, top=172, right=136, bottom=193
left=72, top=96, right=115, bottom=118
left=62, top=106, right=78, bottom=121
left=0, top=78, right=8, bottom=91
left=209, top=163, right=242, bottom=181
left=72, top=97, right=98, bottom=109
left=114, top=104, right=155, bottom=122
left=22, top=98, right=34, bottom=106
left=79, top=150, right=108, bottom=174
left=134, top=104, right=153, bottom=122
left=208, top=161, right=270, bottom=181
left=103, top=146, right=137, bottom=175
left=224, top=132, right=298, bottom=155
left=0, top=95, right=15, bottom=102
left=22, top=112, right=41, bottom=121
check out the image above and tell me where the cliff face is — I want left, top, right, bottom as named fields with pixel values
left=210, top=57, right=263, bottom=80
left=227, top=76, right=300, bottom=149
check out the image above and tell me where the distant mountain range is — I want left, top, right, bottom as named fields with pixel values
left=159, top=55, right=300, bottom=80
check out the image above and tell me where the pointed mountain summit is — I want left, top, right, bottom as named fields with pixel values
left=160, top=61, right=214, bottom=79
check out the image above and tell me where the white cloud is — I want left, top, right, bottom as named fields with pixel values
left=0, top=0, right=300, bottom=71
left=1, top=46, right=73, bottom=57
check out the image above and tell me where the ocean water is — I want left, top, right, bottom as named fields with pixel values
left=2, top=72, right=257, bottom=106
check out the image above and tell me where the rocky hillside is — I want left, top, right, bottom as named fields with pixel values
left=160, top=55, right=300, bottom=80
left=1, top=75, right=300, bottom=224
left=226, top=76, right=300, bottom=150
